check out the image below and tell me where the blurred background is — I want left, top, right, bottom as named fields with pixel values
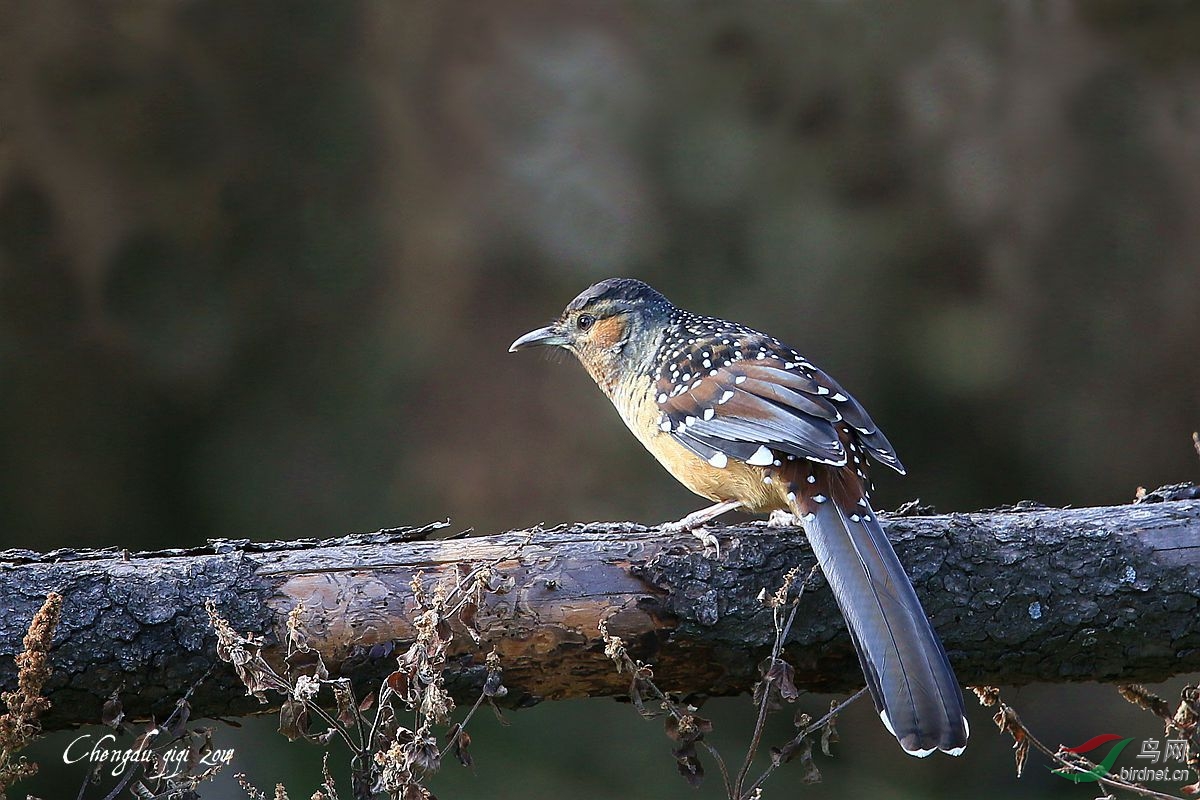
left=2, top=1, right=1198, bottom=798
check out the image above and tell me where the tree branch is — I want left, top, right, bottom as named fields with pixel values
left=2, top=498, right=1199, bottom=731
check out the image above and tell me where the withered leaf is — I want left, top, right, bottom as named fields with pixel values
left=771, top=737, right=821, bottom=783
left=820, top=705, right=840, bottom=756
left=447, top=723, right=473, bottom=767
left=168, top=698, right=192, bottom=737
left=235, top=661, right=273, bottom=703
left=279, top=698, right=309, bottom=741
left=410, top=735, right=441, bottom=773
left=665, top=714, right=681, bottom=741
left=131, top=721, right=158, bottom=753
left=286, top=648, right=327, bottom=680
left=334, top=683, right=357, bottom=728
left=752, top=657, right=797, bottom=709
left=672, top=743, right=705, bottom=787
left=374, top=709, right=401, bottom=750
left=386, top=670, right=410, bottom=698
left=459, top=602, right=481, bottom=642
left=483, top=669, right=507, bottom=698
left=359, top=691, right=376, bottom=713
left=195, top=726, right=214, bottom=759
left=102, top=696, right=125, bottom=730
left=797, top=739, right=821, bottom=784
left=665, top=713, right=712, bottom=745
left=1119, top=683, right=1172, bottom=718
left=393, top=723, right=416, bottom=746
left=771, top=742, right=795, bottom=765
left=765, top=658, right=799, bottom=702
left=1013, top=735, right=1029, bottom=777
left=993, top=706, right=1028, bottom=777
left=401, top=784, right=429, bottom=800
left=629, top=678, right=653, bottom=720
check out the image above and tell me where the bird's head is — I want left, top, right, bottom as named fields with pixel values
left=509, top=278, right=673, bottom=392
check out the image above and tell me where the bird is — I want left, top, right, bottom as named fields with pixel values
left=509, top=277, right=968, bottom=757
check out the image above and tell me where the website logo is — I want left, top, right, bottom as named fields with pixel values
left=1052, top=734, right=1133, bottom=783
left=1054, top=733, right=1194, bottom=785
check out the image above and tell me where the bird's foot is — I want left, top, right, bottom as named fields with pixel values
left=661, top=500, right=742, bottom=533
left=766, top=510, right=796, bottom=528
left=661, top=500, right=742, bottom=558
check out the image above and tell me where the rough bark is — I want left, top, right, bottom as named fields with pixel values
left=1, top=498, right=1199, bottom=732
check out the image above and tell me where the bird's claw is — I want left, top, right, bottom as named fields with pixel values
left=691, top=526, right=721, bottom=557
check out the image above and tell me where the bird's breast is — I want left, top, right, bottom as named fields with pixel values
left=609, top=376, right=786, bottom=513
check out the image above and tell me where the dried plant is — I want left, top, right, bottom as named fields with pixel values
left=214, top=554, right=516, bottom=799
left=66, top=678, right=222, bottom=800
left=601, top=564, right=864, bottom=799
left=1119, top=684, right=1200, bottom=796
left=977, top=683, right=1197, bottom=800
left=0, top=592, right=61, bottom=798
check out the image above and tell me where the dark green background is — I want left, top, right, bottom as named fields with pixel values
left=2, top=2, right=1197, bottom=798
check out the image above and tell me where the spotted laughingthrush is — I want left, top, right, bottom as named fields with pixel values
left=510, top=277, right=968, bottom=757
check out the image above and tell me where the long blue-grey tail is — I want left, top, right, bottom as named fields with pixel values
left=795, top=497, right=969, bottom=756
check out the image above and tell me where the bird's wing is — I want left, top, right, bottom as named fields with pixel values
left=653, top=346, right=904, bottom=473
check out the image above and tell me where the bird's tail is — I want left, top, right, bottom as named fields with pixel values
left=794, top=496, right=969, bottom=757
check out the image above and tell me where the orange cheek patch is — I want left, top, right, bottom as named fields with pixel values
left=589, top=316, right=627, bottom=350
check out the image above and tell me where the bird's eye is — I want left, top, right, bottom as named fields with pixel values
left=577, top=314, right=596, bottom=331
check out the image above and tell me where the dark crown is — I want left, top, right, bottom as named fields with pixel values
left=566, top=278, right=671, bottom=314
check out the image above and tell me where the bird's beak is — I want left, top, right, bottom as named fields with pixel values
left=509, top=324, right=570, bottom=353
